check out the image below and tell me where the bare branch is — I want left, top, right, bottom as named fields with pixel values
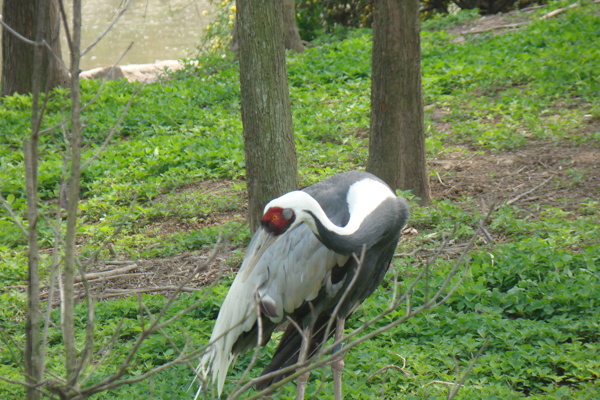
left=81, top=0, right=134, bottom=56
left=39, top=41, right=135, bottom=137
left=447, top=337, right=490, bottom=399
left=61, top=0, right=84, bottom=388
left=465, top=22, right=528, bottom=35
left=80, top=237, right=231, bottom=396
left=228, top=206, right=496, bottom=399
left=0, top=192, right=28, bottom=236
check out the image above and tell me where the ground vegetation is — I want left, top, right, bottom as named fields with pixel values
left=0, top=2, right=598, bottom=398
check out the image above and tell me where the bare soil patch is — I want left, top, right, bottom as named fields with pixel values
left=430, top=142, right=600, bottom=211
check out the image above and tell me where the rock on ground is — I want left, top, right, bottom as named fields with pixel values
left=80, top=60, right=196, bottom=83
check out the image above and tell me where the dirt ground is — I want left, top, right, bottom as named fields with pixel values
left=429, top=141, right=600, bottom=209
left=51, top=8, right=600, bottom=303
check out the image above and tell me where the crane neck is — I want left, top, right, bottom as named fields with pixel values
left=297, top=179, right=398, bottom=255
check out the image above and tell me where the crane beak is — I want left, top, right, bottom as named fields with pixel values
left=239, top=228, right=279, bottom=282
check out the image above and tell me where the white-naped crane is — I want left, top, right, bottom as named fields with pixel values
left=196, top=171, right=409, bottom=399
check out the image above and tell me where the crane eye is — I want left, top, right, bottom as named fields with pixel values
left=282, top=208, right=293, bottom=220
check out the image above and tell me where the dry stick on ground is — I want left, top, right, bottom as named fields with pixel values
left=463, top=1, right=600, bottom=36
left=366, top=354, right=411, bottom=381
left=542, top=0, right=600, bottom=19
left=72, top=264, right=139, bottom=282
left=99, top=286, right=199, bottom=297
left=466, top=22, right=528, bottom=34
left=541, top=2, right=581, bottom=19
left=505, top=175, right=554, bottom=205
left=36, top=202, right=139, bottom=299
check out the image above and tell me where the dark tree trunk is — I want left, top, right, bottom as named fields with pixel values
left=236, top=0, right=298, bottom=232
left=231, top=0, right=305, bottom=54
left=1, top=0, right=69, bottom=96
left=367, top=0, right=431, bottom=205
left=283, top=0, right=305, bottom=52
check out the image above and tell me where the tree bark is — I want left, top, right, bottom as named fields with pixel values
left=1, top=0, right=69, bottom=96
left=283, top=0, right=305, bottom=52
left=231, top=0, right=305, bottom=54
left=237, top=0, right=298, bottom=232
left=367, top=0, right=431, bottom=205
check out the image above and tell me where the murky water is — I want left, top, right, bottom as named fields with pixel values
left=1, top=0, right=214, bottom=71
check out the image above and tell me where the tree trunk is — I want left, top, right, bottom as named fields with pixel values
left=283, top=0, right=305, bottom=52
left=367, top=0, right=431, bottom=205
left=236, top=0, right=298, bottom=232
left=231, top=0, right=305, bottom=53
left=1, top=0, right=69, bottom=96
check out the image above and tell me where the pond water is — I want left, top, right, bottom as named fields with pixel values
left=1, top=0, right=214, bottom=71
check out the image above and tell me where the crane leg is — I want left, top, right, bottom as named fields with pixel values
left=332, top=317, right=345, bottom=400
left=296, top=327, right=311, bottom=400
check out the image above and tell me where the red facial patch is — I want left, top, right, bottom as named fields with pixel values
left=262, top=207, right=294, bottom=235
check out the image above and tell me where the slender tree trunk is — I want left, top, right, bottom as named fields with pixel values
left=236, top=0, right=298, bottom=232
left=1, top=0, right=69, bottom=96
left=367, top=0, right=431, bottom=205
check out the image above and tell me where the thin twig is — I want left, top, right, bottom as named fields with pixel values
left=367, top=354, right=411, bottom=381
left=447, top=337, right=490, bottom=399
left=505, top=175, right=553, bottom=205
left=81, top=84, right=141, bottom=170
left=0, top=193, right=28, bottom=236
left=246, top=205, right=497, bottom=399
left=81, top=0, right=133, bottom=56
left=39, top=41, right=135, bottom=136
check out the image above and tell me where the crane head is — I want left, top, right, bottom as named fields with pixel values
left=261, top=206, right=296, bottom=236
left=239, top=191, right=316, bottom=282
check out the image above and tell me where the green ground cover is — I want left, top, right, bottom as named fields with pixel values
left=1, top=1, right=598, bottom=398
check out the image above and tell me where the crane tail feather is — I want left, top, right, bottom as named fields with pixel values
left=195, top=278, right=259, bottom=397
